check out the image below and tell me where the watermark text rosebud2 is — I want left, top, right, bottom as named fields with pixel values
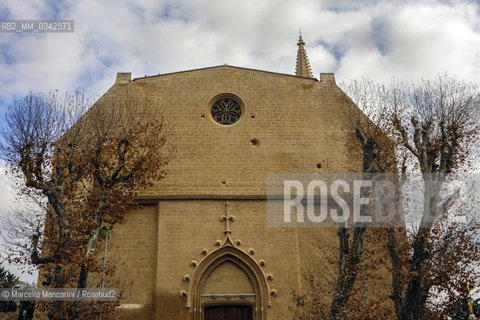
left=283, top=179, right=394, bottom=224
left=266, top=173, right=480, bottom=228
left=0, top=288, right=118, bottom=301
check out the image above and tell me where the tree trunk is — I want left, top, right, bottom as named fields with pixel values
left=77, top=222, right=103, bottom=289
left=330, top=226, right=367, bottom=320
left=78, top=264, right=88, bottom=289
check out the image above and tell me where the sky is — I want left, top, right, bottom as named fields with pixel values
left=0, top=0, right=480, bottom=282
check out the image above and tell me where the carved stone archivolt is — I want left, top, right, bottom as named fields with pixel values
left=180, top=201, right=276, bottom=320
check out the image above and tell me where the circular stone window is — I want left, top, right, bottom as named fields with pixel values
left=210, top=95, right=243, bottom=125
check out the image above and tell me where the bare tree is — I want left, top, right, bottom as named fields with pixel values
left=387, top=75, right=480, bottom=320
left=1, top=88, right=171, bottom=319
left=291, top=79, right=398, bottom=320
left=329, top=79, right=398, bottom=320
left=290, top=231, right=396, bottom=320
left=290, top=74, right=480, bottom=320
left=1, top=195, right=45, bottom=270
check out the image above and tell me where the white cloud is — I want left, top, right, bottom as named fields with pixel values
left=335, top=1, right=480, bottom=83
left=0, top=0, right=55, bottom=20
left=381, top=2, right=480, bottom=81
left=1, top=0, right=479, bottom=102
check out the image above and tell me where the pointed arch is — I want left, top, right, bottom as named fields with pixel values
left=188, top=243, right=270, bottom=320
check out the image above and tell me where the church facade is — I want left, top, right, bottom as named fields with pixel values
left=95, top=36, right=389, bottom=320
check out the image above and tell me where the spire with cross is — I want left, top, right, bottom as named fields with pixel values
left=295, top=30, right=313, bottom=78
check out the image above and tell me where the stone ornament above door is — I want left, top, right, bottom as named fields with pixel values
left=180, top=201, right=276, bottom=320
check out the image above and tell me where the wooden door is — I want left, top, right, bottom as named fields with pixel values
left=204, top=305, right=253, bottom=320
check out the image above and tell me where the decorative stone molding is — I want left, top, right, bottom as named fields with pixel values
left=219, top=214, right=235, bottom=234
left=201, top=294, right=256, bottom=299
left=180, top=201, right=276, bottom=320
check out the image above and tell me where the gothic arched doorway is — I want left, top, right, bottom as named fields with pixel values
left=186, top=244, right=270, bottom=320
left=204, top=305, right=253, bottom=320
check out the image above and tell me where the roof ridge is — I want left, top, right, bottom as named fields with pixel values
left=132, top=64, right=318, bottom=81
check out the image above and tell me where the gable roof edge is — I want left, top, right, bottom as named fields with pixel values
left=131, top=65, right=321, bottom=82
